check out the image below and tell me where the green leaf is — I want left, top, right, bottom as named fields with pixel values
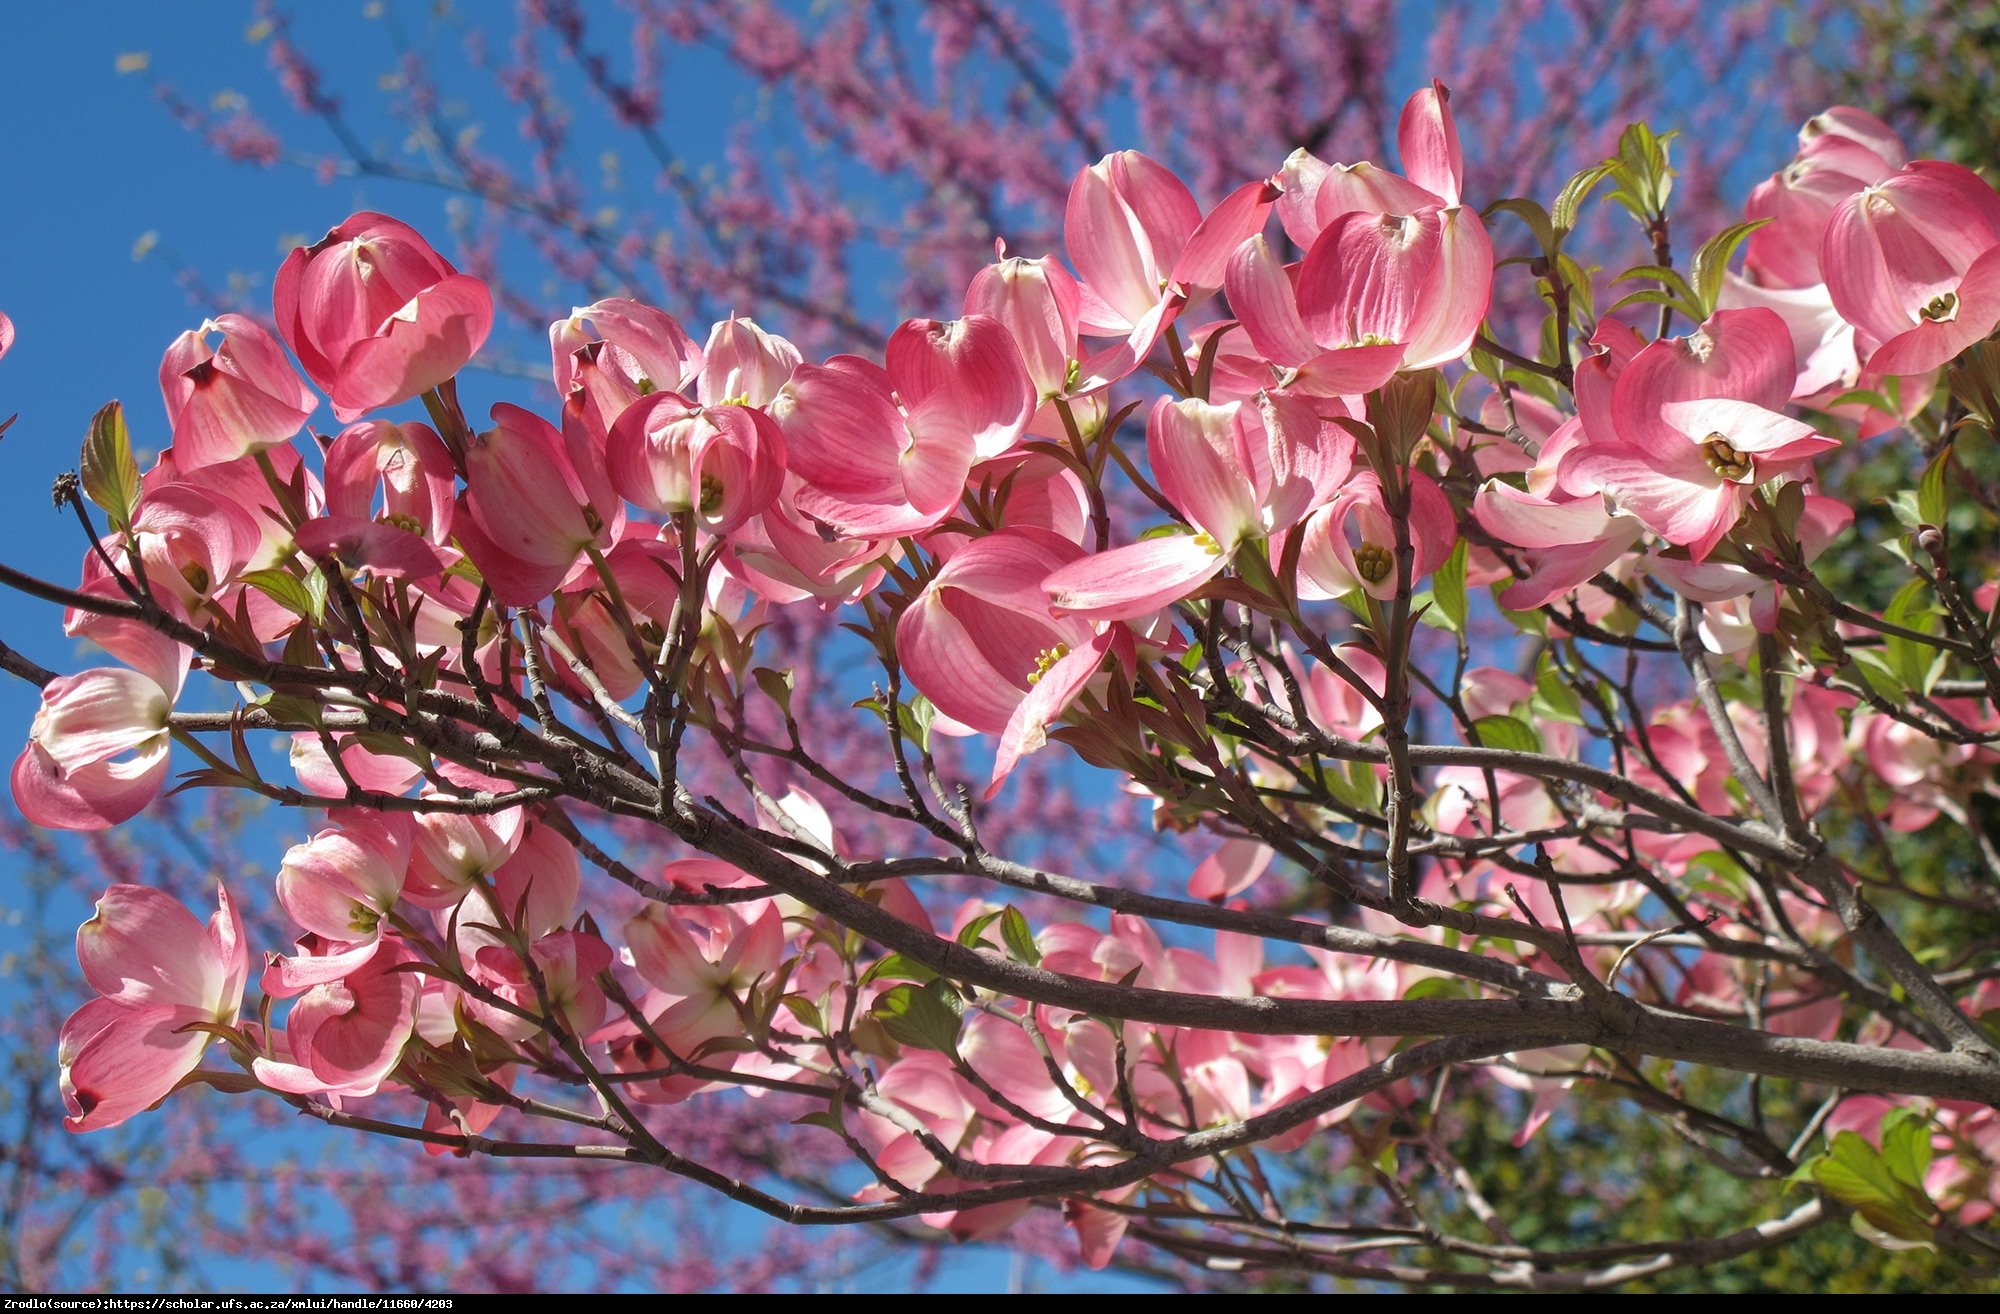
left=1468, top=714, right=1541, bottom=754
left=1432, top=538, right=1468, bottom=635
left=1613, top=263, right=1699, bottom=305
left=1533, top=660, right=1585, bottom=726
left=956, top=909, right=1003, bottom=950
left=1879, top=1108, right=1936, bottom=1190
left=752, top=666, right=794, bottom=719
left=1483, top=197, right=1555, bottom=253
left=1000, top=906, right=1040, bottom=967
left=1552, top=162, right=1614, bottom=237
left=872, top=980, right=964, bottom=1056
left=80, top=400, right=141, bottom=532
left=240, top=567, right=322, bottom=622
left=860, top=953, right=938, bottom=987
left=1605, top=287, right=1705, bottom=324
left=1799, top=1129, right=1936, bottom=1244
left=1882, top=577, right=1940, bottom=692
left=779, top=995, right=825, bottom=1035
left=1689, top=218, right=1772, bottom=317
left=896, top=696, right=936, bottom=753
left=1917, top=446, right=1952, bottom=530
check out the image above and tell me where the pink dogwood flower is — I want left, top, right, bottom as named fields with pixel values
left=1065, top=151, right=1275, bottom=377
left=274, top=212, right=494, bottom=422
left=607, top=392, right=787, bottom=535
left=159, top=314, right=317, bottom=471
left=1044, top=392, right=1350, bottom=621
left=59, top=883, right=248, bottom=1131
left=1823, top=161, right=2000, bottom=376
left=12, top=629, right=188, bottom=832
left=897, top=527, right=1098, bottom=736
left=458, top=403, right=620, bottom=605
left=1296, top=469, right=1457, bottom=601
left=1569, top=309, right=1838, bottom=560
left=773, top=316, right=1031, bottom=537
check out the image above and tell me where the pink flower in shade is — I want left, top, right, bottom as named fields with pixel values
left=81, top=483, right=262, bottom=618
left=696, top=315, right=801, bottom=408
left=1473, top=480, right=1645, bottom=611
left=255, top=936, right=421, bottom=1097
left=404, top=804, right=526, bottom=909
left=11, top=629, right=188, bottom=833
left=1649, top=494, right=1855, bottom=643
left=274, top=811, right=413, bottom=964
left=1568, top=309, right=1838, bottom=561
left=721, top=482, right=896, bottom=607
left=772, top=315, right=1031, bottom=537
left=1043, top=392, right=1351, bottom=622
left=1065, top=151, right=1276, bottom=377
left=606, top=392, right=786, bottom=535
left=1296, top=468, right=1457, bottom=601
left=457, top=403, right=620, bottom=606
left=321, top=420, right=457, bottom=545
left=470, top=930, right=613, bottom=1044
left=158, top=314, right=317, bottom=471
left=897, top=527, right=1098, bottom=737
left=288, top=733, right=425, bottom=801
left=1823, top=161, right=2000, bottom=377
left=626, top=900, right=787, bottom=1058
left=58, top=883, right=248, bottom=1131
left=274, top=212, right=494, bottom=422
left=1743, top=107, right=1907, bottom=291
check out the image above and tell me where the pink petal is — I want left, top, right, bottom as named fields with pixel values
left=1045, top=534, right=1226, bottom=623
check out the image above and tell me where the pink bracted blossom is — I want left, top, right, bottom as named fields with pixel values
left=696, top=315, right=802, bottom=408
left=1064, top=150, right=1275, bottom=378
left=158, top=314, right=317, bottom=471
left=274, top=810, right=414, bottom=970
left=772, top=316, right=1030, bottom=537
left=964, top=252, right=1108, bottom=435
left=274, top=212, right=494, bottom=422
left=1472, top=481, right=1646, bottom=611
left=1242, top=82, right=1492, bottom=386
left=1568, top=308, right=1838, bottom=561
left=11, top=628, right=188, bottom=833
left=405, top=804, right=527, bottom=909
left=59, top=882, right=248, bottom=1131
left=1296, top=468, right=1457, bottom=601
left=1042, top=392, right=1351, bottom=622
left=321, top=420, right=458, bottom=544
left=1743, top=107, right=1906, bottom=290
left=897, top=527, right=1098, bottom=737
left=457, top=402, right=620, bottom=605
left=257, top=936, right=422, bottom=1096
left=550, top=297, right=705, bottom=432
left=606, top=392, right=787, bottom=534
left=82, top=482, right=262, bottom=618
left=1823, top=161, right=2000, bottom=376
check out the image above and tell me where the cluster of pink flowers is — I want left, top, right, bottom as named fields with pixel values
left=15, top=82, right=2000, bottom=1269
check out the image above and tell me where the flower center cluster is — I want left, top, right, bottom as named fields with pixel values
left=1027, top=644, right=1071, bottom=686
left=1700, top=433, right=1753, bottom=481
left=1352, top=542, right=1393, bottom=584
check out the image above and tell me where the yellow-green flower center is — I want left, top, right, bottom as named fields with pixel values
left=1027, top=643, right=1070, bottom=686
left=1700, top=433, right=1753, bottom=481
left=1353, top=542, right=1393, bottom=584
